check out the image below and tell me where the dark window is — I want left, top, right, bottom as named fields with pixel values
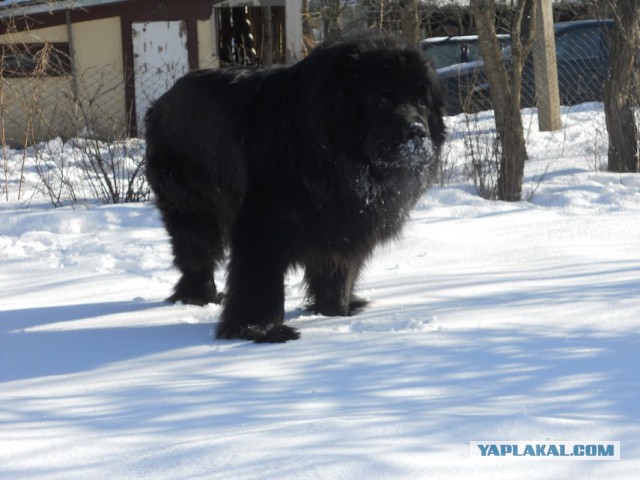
left=1, top=43, right=71, bottom=78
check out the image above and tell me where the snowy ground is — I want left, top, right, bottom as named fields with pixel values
left=1, top=104, right=639, bottom=479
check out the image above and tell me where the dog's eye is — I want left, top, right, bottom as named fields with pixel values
left=418, top=98, right=427, bottom=108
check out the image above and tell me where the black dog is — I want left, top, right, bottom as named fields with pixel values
left=145, top=35, right=446, bottom=343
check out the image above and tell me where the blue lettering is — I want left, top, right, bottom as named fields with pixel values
left=500, top=444, right=513, bottom=456
left=476, top=442, right=618, bottom=459
left=599, top=444, right=615, bottom=457
left=477, top=444, right=490, bottom=456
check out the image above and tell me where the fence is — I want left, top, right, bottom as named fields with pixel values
left=436, top=20, right=625, bottom=116
left=0, top=56, right=144, bottom=205
left=0, top=30, right=636, bottom=205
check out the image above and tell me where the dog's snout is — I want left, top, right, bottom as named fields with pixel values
left=408, top=122, right=427, bottom=140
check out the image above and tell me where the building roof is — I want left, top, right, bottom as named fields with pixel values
left=0, top=0, right=127, bottom=18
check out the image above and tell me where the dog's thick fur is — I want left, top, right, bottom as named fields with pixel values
left=144, top=35, right=446, bottom=343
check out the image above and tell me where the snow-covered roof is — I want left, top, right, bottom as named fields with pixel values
left=426, top=0, right=581, bottom=4
left=422, top=33, right=510, bottom=43
left=0, top=0, right=127, bottom=17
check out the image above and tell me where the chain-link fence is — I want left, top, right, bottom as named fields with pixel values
left=0, top=54, right=147, bottom=205
left=435, top=16, right=639, bottom=186
left=1, top=65, right=128, bottom=146
left=1, top=22, right=637, bottom=204
left=437, top=20, right=624, bottom=116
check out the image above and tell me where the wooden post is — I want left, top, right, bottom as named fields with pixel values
left=262, top=6, right=274, bottom=65
left=210, top=6, right=221, bottom=68
left=533, top=0, right=561, bottom=131
left=285, top=0, right=304, bottom=62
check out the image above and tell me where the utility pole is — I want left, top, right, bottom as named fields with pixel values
left=533, top=0, right=561, bottom=131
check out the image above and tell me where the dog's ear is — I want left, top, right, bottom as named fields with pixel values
left=295, top=42, right=364, bottom=150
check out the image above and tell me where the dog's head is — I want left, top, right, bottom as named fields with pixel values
left=356, top=44, right=446, bottom=177
left=300, top=36, right=446, bottom=184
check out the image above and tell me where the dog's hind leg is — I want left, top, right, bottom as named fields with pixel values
left=303, top=254, right=369, bottom=317
left=161, top=208, right=225, bottom=306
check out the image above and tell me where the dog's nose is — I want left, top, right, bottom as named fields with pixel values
left=408, top=122, right=427, bottom=140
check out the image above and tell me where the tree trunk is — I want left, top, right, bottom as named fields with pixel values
left=604, top=0, right=639, bottom=173
left=471, top=0, right=535, bottom=202
left=322, top=0, right=342, bottom=41
left=302, top=0, right=316, bottom=53
left=399, top=0, right=420, bottom=46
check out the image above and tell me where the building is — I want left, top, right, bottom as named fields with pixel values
left=0, top=0, right=304, bottom=145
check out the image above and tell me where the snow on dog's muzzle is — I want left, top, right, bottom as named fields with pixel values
left=399, top=123, right=436, bottom=159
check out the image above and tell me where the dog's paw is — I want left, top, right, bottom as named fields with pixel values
left=216, top=323, right=300, bottom=343
left=306, top=295, right=369, bottom=317
left=348, top=295, right=370, bottom=315
left=167, top=281, right=223, bottom=306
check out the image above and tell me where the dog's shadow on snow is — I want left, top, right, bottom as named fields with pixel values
left=1, top=300, right=166, bottom=332
left=0, top=300, right=319, bottom=383
left=3, top=298, right=640, bottom=469
left=0, top=300, right=212, bottom=382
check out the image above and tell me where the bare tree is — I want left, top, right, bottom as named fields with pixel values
left=470, top=0, right=537, bottom=201
left=399, top=0, right=420, bottom=45
left=322, top=0, right=343, bottom=41
left=603, top=0, right=640, bottom=173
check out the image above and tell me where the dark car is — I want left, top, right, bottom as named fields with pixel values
left=421, top=34, right=511, bottom=70
left=438, top=19, right=614, bottom=115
